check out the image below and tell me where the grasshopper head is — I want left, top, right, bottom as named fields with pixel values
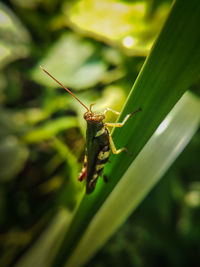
left=84, top=104, right=105, bottom=123
left=84, top=111, right=105, bottom=123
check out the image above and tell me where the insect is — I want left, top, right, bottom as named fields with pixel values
left=40, top=66, right=141, bottom=194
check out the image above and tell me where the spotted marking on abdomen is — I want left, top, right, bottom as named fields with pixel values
left=98, top=145, right=110, bottom=161
left=95, top=164, right=105, bottom=171
left=89, top=145, right=111, bottom=183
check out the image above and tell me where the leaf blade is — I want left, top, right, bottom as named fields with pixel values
left=66, top=92, right=200, bottom=267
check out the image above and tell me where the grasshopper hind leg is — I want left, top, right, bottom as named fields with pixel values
left=78, top=155, right=87, bottom=181
left=108, top=133, right=132, bottom=156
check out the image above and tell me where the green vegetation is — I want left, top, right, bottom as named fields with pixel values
left=0, top=0, right=200, bottom=267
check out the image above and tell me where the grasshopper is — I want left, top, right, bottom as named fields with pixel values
left=40, top=67, right=141, bottom=194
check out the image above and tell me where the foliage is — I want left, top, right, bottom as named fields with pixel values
left=0, top=0, right=199, bottom=267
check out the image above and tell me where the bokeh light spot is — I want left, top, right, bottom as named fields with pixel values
left=122, top=36, right=135, bottom=48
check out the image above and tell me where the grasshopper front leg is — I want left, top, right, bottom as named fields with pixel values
left=103, top=108, right=120, bottom=116
left=104, top=107, right=142, bottom=128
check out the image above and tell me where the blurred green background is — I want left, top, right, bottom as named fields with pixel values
left=0, top=0, right=200, bottom=266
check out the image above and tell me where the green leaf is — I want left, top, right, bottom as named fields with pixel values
left=31, top=34, right=108, bottom=89
left=51, top=1, right=200, bottom=266
left=65, top=0, right=171, bottom=55
left=0, top=136, right=29, bottom=181
left=14, top=209, right=73, bottom=267
left=65, top=92, right=200, bottom=267
left=23, top=116, right=78, bottom=143
left=0, top=3, right=30, bottom=69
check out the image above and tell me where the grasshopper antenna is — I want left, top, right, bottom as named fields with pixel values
left=40, top=66, right=89, bottom=111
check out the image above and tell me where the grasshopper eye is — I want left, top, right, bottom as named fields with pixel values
left=84, top=112, right=91, bottom=120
